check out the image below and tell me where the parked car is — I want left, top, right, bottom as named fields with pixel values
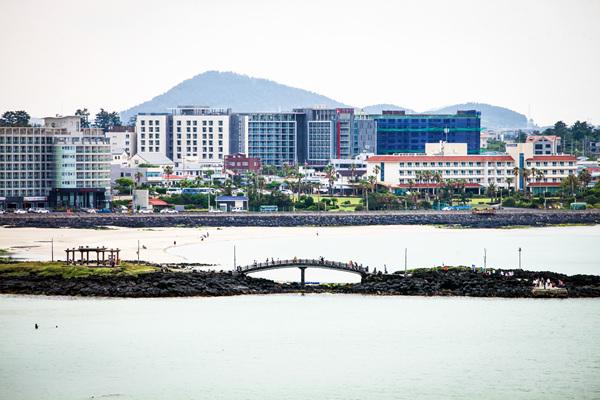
left=0, top=210, right=5, bottom=214
left=14, top=209, right=27, bottom=214
left=208, top=208, right=224, bottom=213
left=84, top=208, right=97, bottom=214
left=35, top=208, right=50, bottom=214
left=160, top=208, right=178, bottom=214
left=280, top=189, right=294, bottom=196
left=97, top=208, right=112, bottom=214
left=137, top=209, right=153, bottom=214
left=231, top=207, right=247, bottom=213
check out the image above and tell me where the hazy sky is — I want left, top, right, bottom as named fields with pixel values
left=1, top=0, right=599, bottom=126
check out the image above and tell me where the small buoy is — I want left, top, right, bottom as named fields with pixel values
left=35, top=323, right=38, bottom=329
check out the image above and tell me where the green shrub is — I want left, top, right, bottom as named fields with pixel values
left=502, top=197, right=516, bottom=207
left=418, top=200, right=432, bottom=209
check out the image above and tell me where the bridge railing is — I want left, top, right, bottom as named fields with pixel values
left=238, top=258, right=369, bottom=274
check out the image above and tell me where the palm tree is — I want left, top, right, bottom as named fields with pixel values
left=134, top=171, right=143, bottom=188
left=324, top=164, right=337, bottom=196
left=512, top=167, right=520, bottom=192
left=373, top=164, right=381, bottom=181
left=358, top=178, right=370, bottom=211
left=521, top=168, right=531, bottom=194
left=561, top=174, right=579, bottom=199
left=506, top=177, right=513, bottom=195
left=163, top=165, right=174, bottom=187
left=486, top=182, right=497, bottom=202
left=578, top=169, right=592, bottom=189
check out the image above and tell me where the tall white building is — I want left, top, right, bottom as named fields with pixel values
left=171, top=106, right=230, bottom=168
left=135, top=113, right=171, bottom=163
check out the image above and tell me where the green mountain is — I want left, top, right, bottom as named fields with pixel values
left=428, top=102, right=528, bottom=129
left=121, top=71, right=348, bottom=122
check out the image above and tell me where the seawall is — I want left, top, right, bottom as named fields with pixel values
left=2, top=209, right=600, bottom=229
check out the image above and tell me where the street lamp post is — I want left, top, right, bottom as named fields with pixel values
left=484, top=248, right=487, bottom=270
left=518, top=247, right=522, bottom=269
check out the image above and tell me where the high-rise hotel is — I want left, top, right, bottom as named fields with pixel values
left=135, top=106, right=230, bottom=168
left=0, top=116, right=111, bottom=209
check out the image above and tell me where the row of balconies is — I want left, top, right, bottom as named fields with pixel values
left=398, top=162, right=515, bottom=168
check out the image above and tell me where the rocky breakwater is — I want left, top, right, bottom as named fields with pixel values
left=348, top=269, right=600, bottom=297
left=2, top=209, right=600, bottom=229
left=0, top=270, right=286, bottom=297
left=1, top=268, right=599, bottom=298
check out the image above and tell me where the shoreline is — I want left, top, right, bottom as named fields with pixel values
left=2, top=209, right=600, bottom=229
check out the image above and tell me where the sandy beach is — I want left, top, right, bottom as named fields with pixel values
left=0, top=226, right=272, bottom=265
left=2, top=225, right=600, bottom=278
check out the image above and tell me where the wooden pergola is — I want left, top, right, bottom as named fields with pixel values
left=65, top=246, right=121, bottom=267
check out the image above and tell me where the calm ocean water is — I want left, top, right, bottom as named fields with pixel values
left=1, top=295, right=599, bottom=400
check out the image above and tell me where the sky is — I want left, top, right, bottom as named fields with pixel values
left=0, top=0, right=599, bottom=126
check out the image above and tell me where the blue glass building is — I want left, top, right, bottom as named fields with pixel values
left=374, top=110, right=481, bottom=154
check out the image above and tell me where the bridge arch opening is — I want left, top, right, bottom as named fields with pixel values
left=237, top=258, right=369, bottom=285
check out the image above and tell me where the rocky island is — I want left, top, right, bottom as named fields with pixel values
left=1, top=261, right=599, bottom=298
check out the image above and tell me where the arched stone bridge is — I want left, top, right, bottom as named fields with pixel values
left=235, top=258, right=370, bottom=285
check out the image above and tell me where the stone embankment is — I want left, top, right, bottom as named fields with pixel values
left=2, top=209, right=600, bottom=229
left=1, top=269, right=599, bottom=298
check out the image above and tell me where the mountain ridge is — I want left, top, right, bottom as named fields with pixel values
left=121, top=71, right=530, bottom=129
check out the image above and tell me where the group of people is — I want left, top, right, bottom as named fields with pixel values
left=533, top=278, right=564, bottom=289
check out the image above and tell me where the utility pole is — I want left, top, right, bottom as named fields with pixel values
left=404, top=248, right=408, bottom=276
left=233, top=244, right=237, bottom=271
left=518, top=247, right=522, bottom=270
left=51, top=238, right=54, bottom=262
left=484, top=248, right=487, bottom=270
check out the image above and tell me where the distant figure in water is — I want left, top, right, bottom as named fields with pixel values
left=174, top=241, right=176, bottom=246
left=35, top=323, right=38, bottom=330
left=142, top=245, right=147, bottom=250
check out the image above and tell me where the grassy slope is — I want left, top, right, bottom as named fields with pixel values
left=0, top=261, right=157, bottom=279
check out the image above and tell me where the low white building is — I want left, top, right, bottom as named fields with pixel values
left=367, top=142, right=576, bottom=193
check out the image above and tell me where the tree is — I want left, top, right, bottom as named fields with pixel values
left=486, top=182, right=497, bottom=202
left=561, top=174, right=579, bottom=198
left=578, top=169, right=592, bottom=189
left=487, top=139, right=506, bottom=152
left=163, top=165, right=174, bottom=186
left=75, top=108, right=90, bottom=128
left=512, top=167, right=520, bottom=192
left=134, top=171, right=144, bottom=187
left=95, top=108, right=121, bottom=132
left=324, top=164, right=337, bottom=196
left=506, top=177, right=514, bottom=194
left=0, top=110, right=30, bottom=127
left=115, top=177, right=134, bottom=194
left=521, top=168, right=531, bottom=194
